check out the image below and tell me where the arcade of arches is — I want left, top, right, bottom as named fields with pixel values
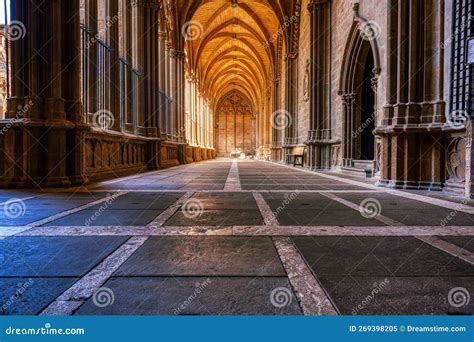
left=0, top=0, right=473, bottom=196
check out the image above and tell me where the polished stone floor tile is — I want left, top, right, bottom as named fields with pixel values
left=114, top=237, right=286, bottom=276
left=292, top=236, right=474, bottom=277
left=165, top=209, right=264, bottom=226
left=275, top=209, right=382, bottom=226
left=76, top=277, right=301, bottom=315
left=0, top=236, right=128, bottom=277
left=439, top=236, right=474, bottom=253
left=319, top=276, right=474, bottom=315
left=0, top=278, right=78, bottom=315
left=45, top=209, right=163, bottom=226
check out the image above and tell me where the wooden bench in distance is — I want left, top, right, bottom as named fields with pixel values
left=286, top=146, right=305, bottom=167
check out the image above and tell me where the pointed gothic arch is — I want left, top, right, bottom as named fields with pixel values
left=338, top=4, right=382, bottom=175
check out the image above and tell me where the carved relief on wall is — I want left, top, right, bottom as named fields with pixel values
left=446, top=137, right=466, bottom=183
left=375, top=137, right=382, bottom=175
left=303, top=59, right=310, bottom=102
left=85, top=132, right=147, bottom=176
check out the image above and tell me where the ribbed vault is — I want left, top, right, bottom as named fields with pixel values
left=182, top=0, right=286, bottom=109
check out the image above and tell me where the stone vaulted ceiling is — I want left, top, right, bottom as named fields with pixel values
left=179, top=0, right=291, bottom=108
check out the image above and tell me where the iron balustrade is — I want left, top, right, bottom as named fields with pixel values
left=81, top=24, right=140, bottom=132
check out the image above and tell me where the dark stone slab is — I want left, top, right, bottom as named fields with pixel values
left=439, top=236, right=474, bottom=253
left=45, top=209, right=163, bottom=226
left=263, top=193, right=349, bottom=210
left=319, top=276, right=474, bottom=315
left=114, top=236, right=285, bottom=276
left=0, top=210, right=61, bottom=226
left=336, top=192, right=474, bottom=211
left=165, top=210, right=263, bottom=226
left=382, top=209, right=474, bottom=226
left=37, top=192, right=109, bottom=200
left=240, top=185, right=293, bottom=191
left=189, top=193, right=259, bottom=210
left=0, top=236, right=128, bottom=277
left=0, top=278, right=78, bottom=315
left=293, top=236, right=474, bottom=277
left=275, top=209, right=382, bottom=226
left=181, top=185, right=225, bottom=190
left=0, top=193, right=109, bottom=226
left=76, top=277, right=301, bottom=315
left=87, top=193, right=181, bottom=210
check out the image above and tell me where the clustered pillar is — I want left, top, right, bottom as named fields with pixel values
left=0, top=0, right=85, bottom=188
left=307, top=0, right=332, bottom=170
left=375, top=0, right=447, bottom=190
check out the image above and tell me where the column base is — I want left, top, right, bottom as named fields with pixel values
left=376, top=179, right=444, bottom=191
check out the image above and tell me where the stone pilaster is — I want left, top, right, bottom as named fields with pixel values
left=306, top=0, right=332, bottom=170
left=375, top=0, right=447, bottom=190
left=0, top=0, right=83, bottom=188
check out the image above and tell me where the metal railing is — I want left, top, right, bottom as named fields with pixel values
left=81, top=24, right=139, bottom=132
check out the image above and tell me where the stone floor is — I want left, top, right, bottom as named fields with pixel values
left=0, top=159, right=473, bottom=316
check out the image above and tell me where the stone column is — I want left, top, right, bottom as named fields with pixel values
left=1, top=0, right=82, bottom=188
left=158, top=30, right=167, bottom=137
left=85, top=0, right=98, bottom=117
left=283, top=52, right=298, bottom=162
left=107, top=0, right=121, bottom=131
left=66, top=0, right=89, bottom=185
left=307, top=0, right=332, bottom=170
left=131, top=0, right=146, bottom=135
left=375, top=0, right=447, bottom=190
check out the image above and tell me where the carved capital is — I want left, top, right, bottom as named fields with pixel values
left=340, top=93, right=357, bottom=106
left=130, top=0, right=146, bottom=8
left=308, top=0, right=331, bottom=12
left=170, top=49, right=185, bottom=59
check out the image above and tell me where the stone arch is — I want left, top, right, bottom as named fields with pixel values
left=338, top=5, right=382, bottom=175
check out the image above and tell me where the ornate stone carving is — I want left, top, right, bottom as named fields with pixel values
left=331, top=145, right=341, bottom=167
left=303, top=59, right=310, bottom=102
left=447, top=137, right=466, bottom=183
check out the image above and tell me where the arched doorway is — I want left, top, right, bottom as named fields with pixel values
left=339, top=19, right=381, bottom=177
left=215, top=91, right=256, bottom=158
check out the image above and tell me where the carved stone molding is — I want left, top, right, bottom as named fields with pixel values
left=446, top=137, right=466, bottom=183
left=303, top=59, right=310, bottom=102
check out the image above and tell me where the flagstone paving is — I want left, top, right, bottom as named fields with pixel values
left=0, top=159, right=472, bottom=315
